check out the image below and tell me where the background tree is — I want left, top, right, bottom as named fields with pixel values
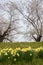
left=17, top=0, right=43, bottom=42
left=0, top=2, right=20, bottom=42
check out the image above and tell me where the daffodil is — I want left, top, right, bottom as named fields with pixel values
left=8, top=57, right=10, bottom=59
left=28, top=46, right=32, bottom=50
left=1, top=50, right=3, bottom=53
left=15, top=48, right=21, bottom=51
left=9, top=48, right=13, bottom=51
left=30, top=53, right=32, bottom=56
left=11, top=50, right=14, bottom=55
left=35, top=47, right=43, bottom=52
left=4, top=52, right=8, bottom=55
left=17, top=53, right=19, bottom=56
left=14, top=58, right=16, bottom=61
left=21, top=48, right=27, bottom=52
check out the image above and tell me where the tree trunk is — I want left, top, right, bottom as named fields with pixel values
left=0, top=35, right=4, bottom=42
left=0, top=30, right=7, bottom=42
left=36, top=35, right=42, bottom=42
left=32, top=35, right=42, bottom=42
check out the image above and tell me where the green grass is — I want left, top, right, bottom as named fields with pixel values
left=0, top=42, right=43, bottom=65
left=0, top=42, right=43, bottom=49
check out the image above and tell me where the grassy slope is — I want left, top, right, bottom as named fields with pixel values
left=0, top=42, right=43, bottom=49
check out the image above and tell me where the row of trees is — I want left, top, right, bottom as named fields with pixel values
left=0, top=0, right=43, bottom=42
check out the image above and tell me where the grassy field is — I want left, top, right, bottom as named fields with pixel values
left=0, top=42, right=43, bottom=65
left=0, top=42, right=43, bottom=49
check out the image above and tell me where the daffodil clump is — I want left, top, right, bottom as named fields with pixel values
left=0, top=46, right=43, bottom=63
